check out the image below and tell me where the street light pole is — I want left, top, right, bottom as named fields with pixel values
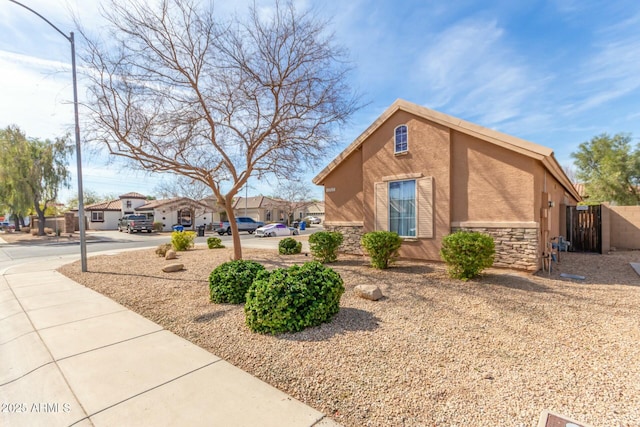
left=9, top=0, right=87, bottom=272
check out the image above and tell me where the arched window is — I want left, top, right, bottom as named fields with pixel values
left=394, top=125, right=408, bottom=153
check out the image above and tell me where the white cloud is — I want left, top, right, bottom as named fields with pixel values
left=557, top=12, right=640, bottom=115
left=411, top=18, right=544, bottom=128
left=0, top=51, right=75, bottom=139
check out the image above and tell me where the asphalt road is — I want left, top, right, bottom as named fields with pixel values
left=0, top=227, right=318, bottom=271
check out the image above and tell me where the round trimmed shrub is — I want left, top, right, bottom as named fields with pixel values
left=207, top=236, right=224, bottom=249
left=440, top=231, right=495, bottom=281
left=208, top=260, right=265, bottom=304
left=278, top=237, right=302, bottom=255
left=171, top=230, right=196, bottom=251
left=361, top=231, right=402, bottom=269
left=245, top=261, right=344, bottom=334
left=308, top=231, right=343, bottom=263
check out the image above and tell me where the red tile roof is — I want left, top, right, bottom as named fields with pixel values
left=119, top=192, right=147, bottom=199
left=84, top=199, right=122, bottom=211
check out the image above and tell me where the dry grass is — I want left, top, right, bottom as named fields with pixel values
left=58, top=246, right=640, bottom=427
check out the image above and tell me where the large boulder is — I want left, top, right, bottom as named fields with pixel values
left=162, top=263, right=184, bottom=273
left=355, top=285, right=383, bottom=301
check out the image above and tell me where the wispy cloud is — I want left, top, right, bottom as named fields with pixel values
left=410, top=18, right=545, bottom=128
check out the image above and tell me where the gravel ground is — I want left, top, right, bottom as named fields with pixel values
left=58, top=246, right=640, bottom=427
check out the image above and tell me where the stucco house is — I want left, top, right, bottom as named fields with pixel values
left=83, top=192, right=218, bottom=231
left=233, top=196, right=288, bottom=223
left=84, top=192, right=148, bottom=230
left=136, top=197, right=214, bottom=231
left=313, top=99, right=581, bottom=271
left=232, top=196, right=324, bottom=224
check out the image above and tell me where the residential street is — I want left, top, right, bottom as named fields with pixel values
left=0, top=227, right=320, bottom=271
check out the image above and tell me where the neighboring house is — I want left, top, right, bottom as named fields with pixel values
left=84, top=192, right=148, bottom=230
left=119, top=192, right=149, bottom=214
left=232, top=196, right=323, bottom=224
left=232, top=196, right=287, bottom=223
left=136, top=197, right=214, bottom=231
left=304, top=202, right=325, bottom=222
left=84, top=192, right=216, bottom=231
left=84, top=199, right=123, bottom=230
left=313, top=99, right=581, bottom=271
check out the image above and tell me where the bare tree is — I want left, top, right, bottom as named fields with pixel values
left=155, top=175, right=211, bottom=201
left=271, top=179, right=315, bottom=225
left=562, top=164, right=577, bottom=184
left=80, top=0, right=359, bottom=259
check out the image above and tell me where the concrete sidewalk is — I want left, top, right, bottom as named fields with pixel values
left=0, top=256, right=340, bottom=427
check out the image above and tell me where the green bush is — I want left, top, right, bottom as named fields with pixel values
left=152, top=221, right=164, bottom=231
left=245, top=261, right=344, bottom=334
left=171, top=231, right=196, bottom=251
left=308, top=231, right=343, bottom=263
left=440, top=231, right=495, bottom=281
left=155, top=243, right=173, bottom=257
left=361, top=231, right=402, bottom=269
left=207, top=236, right=224, bottom=249
left=208, top=260, right=265, bottom=304
left=278, top=237, right=302, bottom=255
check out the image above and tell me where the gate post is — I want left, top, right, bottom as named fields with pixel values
left=600, top=203, right=610, bottom=253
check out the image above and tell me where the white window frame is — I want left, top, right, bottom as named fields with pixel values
left=394, top=124, right=408, bottom=154
left=375, top=175, right=433, bottom=239
left=91, top=211, right=104, bottom=222
left=388, top=180, right=416, bottom=237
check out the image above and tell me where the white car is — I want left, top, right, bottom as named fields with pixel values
left=255, top=223, right=299, bottom=237
left=305, top=216, right=322, bottom=224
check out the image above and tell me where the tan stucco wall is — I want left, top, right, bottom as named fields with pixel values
left=361, top=111, right=451, bottom=261
left=532, top=162, right=579, bottom=261
left=606, top=205, right=640, bottom=250
left=319, top=107, right=580, bottom=271
left=322, top=148, right=363, bottom=223
left=451, top=131, right=535, bottom=223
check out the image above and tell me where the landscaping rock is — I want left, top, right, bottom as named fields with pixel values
left=162, top=263, right=184, bottom=273
left=165, top=249, right=177, bottom=260
left=355, top=284, right=383, bottom=301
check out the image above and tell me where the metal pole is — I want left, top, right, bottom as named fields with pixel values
left=71, top=32, right=87, bottom=272
left=9, top=0, right=87, bottom=271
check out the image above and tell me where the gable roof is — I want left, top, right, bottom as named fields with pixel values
left=85, top=199, right=122, bottom=211
left=313, top=99, right=581, bottom=201
left=232, top=196, right=285, bottom=210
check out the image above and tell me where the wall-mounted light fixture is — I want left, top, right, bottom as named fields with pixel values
left=548, top=201, right=555, bottom=208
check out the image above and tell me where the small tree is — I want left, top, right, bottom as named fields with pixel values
left=79, top=0, right=359, bottom=260
left=571, top=133, right=640, bottom=205
left=0, top=126, right=71, bottom=235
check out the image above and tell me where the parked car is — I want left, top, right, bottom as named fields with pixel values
left=118, top=214, right=154, bottom=233
left=0, top=221, right=15, bottom=231
left=255, top=223, right=299, bottom=237
left=215, top=217, right=264, bottom=235
left=305, top=216, right=322, bottom=224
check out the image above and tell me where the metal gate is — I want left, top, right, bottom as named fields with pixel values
left=566, top=205, right=602, bottom=253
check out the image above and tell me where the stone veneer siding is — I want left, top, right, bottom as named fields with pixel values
left=323, top=224, right=364, bottom=255
left=326, top=224, right=539, bottom=271
left=452, top=227, right=539, bottom=271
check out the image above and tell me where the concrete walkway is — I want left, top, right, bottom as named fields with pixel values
left=0, top=254, right=339, bottom=427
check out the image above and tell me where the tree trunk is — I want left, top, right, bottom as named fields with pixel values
left=223, top=196, right=242, bottom=260
left=36, top=210, right=46, bottom=236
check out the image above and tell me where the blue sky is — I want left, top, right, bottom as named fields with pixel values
left=2, top=0, right=640, bottom=203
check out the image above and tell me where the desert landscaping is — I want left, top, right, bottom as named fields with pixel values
left=58, top=246, right=640, bottom=427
